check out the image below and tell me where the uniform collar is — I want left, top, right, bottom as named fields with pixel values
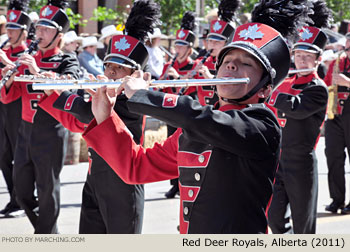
left=10, top=43, right=27, bottom=53
left=175, top=58, right=191, bottom=69
left=294, top=71, right=318, bottom=84
left=38, top=47, right=61, bottom=58
left=216, top=102, right=247, bottom=111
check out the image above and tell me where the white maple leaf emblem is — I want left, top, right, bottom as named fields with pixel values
left=42, top=7, right=53, bottom=17
left=9, top=12, right=17, bottom=21
left=178, top=30, right=186, bottom=38
left=114, top=37, right=131, bottom=52
left=213, top=21, right=222, bottom=32
left=239, top=24, right=264, bottom=40
left=300, top=28, right=313, bottom=41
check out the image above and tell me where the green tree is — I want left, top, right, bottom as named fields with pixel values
left=154, top=0, right=219, bottom=35
left=326, top=0, right=350, bottom=22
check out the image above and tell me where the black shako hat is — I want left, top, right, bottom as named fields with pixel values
left=6, top=0, right=31, bottom=30
left=104, top=0, right=161, bottom=70
left=293, top=0, right=332, bottom=54
left=175, top=11, right=196, bottom=46
left=207, top=0, right=240, bottom=41
left=36, top=0, right=70, bottom=33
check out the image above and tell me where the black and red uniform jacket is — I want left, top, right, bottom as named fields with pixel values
left=159, top=58, right=197, bottom=96
left=0, top=44, right=25, bottom=124
left=38, top=91, right=144, bottom=174
left=324, top=55, right=350, bottom=116
left=267, top=72, right=328, bottom=152
left=195, top=55, right=218, bottom=106
left=82, top=90, right=281, bottom=234
left=0, top=47, right=80, bottom=125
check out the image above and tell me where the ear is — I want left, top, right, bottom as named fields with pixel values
left=258, top=85, right=272, bottom=98
left=317, top=55, right=322, bottom=63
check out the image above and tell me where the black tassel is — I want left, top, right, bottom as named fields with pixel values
left=125, top=0, right=161, bottom=42
left=307, top=0, right=333, bottom=28
left=47, top=0, right=70, bottom=9
left=181, top=11, right=196, bottom=31
left=9, top=0, right=30, bottom=12
left=251, top=0, right=313, bottom=40
left=218, top=0, right=240, bottom=22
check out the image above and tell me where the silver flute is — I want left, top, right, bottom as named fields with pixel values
left=288, top=68, right=317, bottom=74
left=14, top=76, right=250, bottom=90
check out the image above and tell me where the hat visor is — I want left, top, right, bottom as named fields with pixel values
left=292, top=44, right=320, bottom=54
left=5, top=23, right=24, bottom=29
left=207, top=34, right=226, bottom=41
left=104, top=55, right=136, bottom=69
left=36, top=20, right=58, bottom=29
left=174, top=40, right=189, bottom=46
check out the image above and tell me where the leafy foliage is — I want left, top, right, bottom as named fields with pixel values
left=1, top=0, right=350, bottom=33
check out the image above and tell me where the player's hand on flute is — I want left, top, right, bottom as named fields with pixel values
left=87, top=85, right=117, bottom=125
left=1, top=64, right=17, bottom=89
left=117, top=70, right=151, bottom=99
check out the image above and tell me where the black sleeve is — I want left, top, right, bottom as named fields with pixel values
left=53, top=92, right=144, bottom=144
left=57, top=53, right=81, bottom=79
left=273, top=80, right=328, bottom=120
left=53, top=91, right=94, bottom=124
left=127, top=90, right=281, bottom=160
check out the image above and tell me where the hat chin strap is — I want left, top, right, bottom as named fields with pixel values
left=43, top=29, right=60, bottom=49
left=14, top=29, right=24, bottom=45
left=219, top=75, right=270, bottom=104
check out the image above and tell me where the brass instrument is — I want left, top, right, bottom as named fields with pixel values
left=327, top=51, right=342, bottom=120
left=14, top=75, right=250, bottom=90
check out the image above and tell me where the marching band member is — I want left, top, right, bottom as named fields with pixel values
left=38, top=0, right=161, bottom=233
left=159, top=11, right=198, bottom=90
left=195, top=0, right=239, bottom=106
left=324, top=31, right=350, bottom=215
left=0, top=0, right=80, bottom=233
left=0, top=0, right=31, bottom=218
left=267, top=0, right=331, bottom=234
left=82, top=0, right=306, bottom=233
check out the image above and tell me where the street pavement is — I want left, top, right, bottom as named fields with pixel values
left=0, top=136, right=349, bottom=234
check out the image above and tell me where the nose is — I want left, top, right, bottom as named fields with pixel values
left=226, top=60, right=237, bottom=71
left=108, top=68, right=116, bottom=76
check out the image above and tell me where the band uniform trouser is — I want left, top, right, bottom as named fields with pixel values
left=324, top=112, right=350, bottom=204
left=0, top=99, right=22, bottom=209
left=13, top=120, right=67, bottom=233
left=79, top=153, right=144, bottom=233
left=268, top=150, right=318, bottom=234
